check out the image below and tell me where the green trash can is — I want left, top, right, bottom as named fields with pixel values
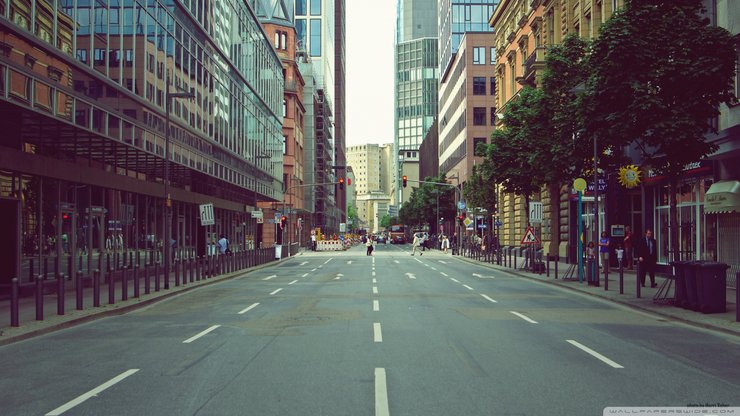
left=694, top=261, right=729, bottom=314
left=670, top=261, right=693, bottom=308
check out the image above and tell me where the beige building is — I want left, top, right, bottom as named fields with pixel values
left=347, top=144, right=395, bottom=230
left=490, top=0, right=624, bottom=257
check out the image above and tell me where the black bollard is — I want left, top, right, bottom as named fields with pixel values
left=44, top=257, right=49, bottom=281
left=29, top=258, right=35, bottom=281
left=76, top=270, right=84, bottom=310
left=57, top=273, right=65, bottom=315
left=554, top=255, right=559, bottom=279
left=636, top=262, right=641, bottom=299
left=93, top=269, right=101, bottom=307
left=108, top=267, right=115, bottom=305
left=122, top=266, right=128, bottom=301
left=546, top=255, right=550, bottom=277
left=619, top=260, right=624, bottom=294
left=175, top=259, right=180, bottom=287
left=144, top=264, right=151, bottom=295
left=604, top=264, right=609, bottom=291
left=134, top=265, right=140, bottom=298
left=514, top=250, right=518, bottom=270
left=154, top=262, right=160, bottom=292
left=36, top=276, right=44, bottom=321
left=11, top=278, right=20, bottom=327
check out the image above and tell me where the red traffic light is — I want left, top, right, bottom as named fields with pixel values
left=281, top=215, right=287, bottom=222
left=402, top=175, right=408, bottom=188
left=347, top=178, right=351, bottom=186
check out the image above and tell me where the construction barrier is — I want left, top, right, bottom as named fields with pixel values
left=317, top=240, right=345, bottom=251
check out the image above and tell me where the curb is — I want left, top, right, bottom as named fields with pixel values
left=454, top=255, right=740, bottom=338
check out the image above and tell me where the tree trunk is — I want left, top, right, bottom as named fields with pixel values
left=669, top=176, right=679, bottom=262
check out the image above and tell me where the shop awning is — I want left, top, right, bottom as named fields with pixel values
left=705, top=180, right=740, bottom=214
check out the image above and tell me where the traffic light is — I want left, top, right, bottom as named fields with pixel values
left=457, top=212, right=465, bottom=224
left=402, top=175, right=407, bottom=188
left=347, top=178, right=351, bottom=186
left=280, top=215, right=287, bottom=229
left=339, top=178, right=344, bottom=190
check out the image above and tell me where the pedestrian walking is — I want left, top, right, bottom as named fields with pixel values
left=441, top=235, right=450, bottom=254
left=411, top=233, right=422, bottom=256
left=366, top=235, right=374, bottom=256
left=623, top=226, right=634, bottom=270
left=218, top=234, right=229, bottom=255
left=635, top=229, right=658, bottom=287
left=599, top=231, right=611, bottom=274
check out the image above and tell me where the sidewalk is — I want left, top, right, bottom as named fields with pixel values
left=455, top=253, right=739, bottom=337
left=0, top=255, right=278, bottom=346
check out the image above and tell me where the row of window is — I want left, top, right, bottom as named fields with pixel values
left=472, top=107, right=497, bottom=126
left=472, top=76, right=496, bottom=95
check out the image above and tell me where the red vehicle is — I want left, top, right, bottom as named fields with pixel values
left=389, top=224, right=406, bottom=244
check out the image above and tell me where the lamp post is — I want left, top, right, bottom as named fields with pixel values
left=164, top=89, right=195, bottom=289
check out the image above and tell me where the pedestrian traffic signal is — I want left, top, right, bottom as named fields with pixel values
left=402, top=175, right=407, bottom=187
left=339, top=178, right=344, bottom=190
left=280, top=215, right=287, bottom=229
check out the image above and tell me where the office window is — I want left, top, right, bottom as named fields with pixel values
left=490, top=47, right=496, bottom=64
left=472, top=47, right=485, bottom=65
left=473, top=107, right=486, bottom=126
left=490, top=77, right=496, bottom=96
left=310, top=19, right=321, bottom=57
left=473, top=77, right=486, bottom=95
left=296, top=0, right=307, bottom=15
left=296, top=19, right=306, bottom=47
left=490, top=107, right=497, bottom=125
left=310, top=0, right=321, bottom=15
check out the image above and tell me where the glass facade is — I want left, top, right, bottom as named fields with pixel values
left=439, top=0, right=499, bottom=78
left=395, top=37, right=438, bottom=153
left=0, top=0, right=284, bottom=198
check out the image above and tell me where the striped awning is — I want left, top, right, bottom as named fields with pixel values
left=705, top=180, right=740, bottom=214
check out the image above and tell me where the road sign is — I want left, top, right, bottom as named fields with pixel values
left=463, top=217, right=473, bottom=227
left=520, top=226, right=540, bottom=245
left=458, top=201, right=466, bottom=210
left=529, top=202, right=543, bottom=224
left=256, top=217, right=264, bottom=224
left=199, top=203, right=215, bottom=226
left=251, top=210, right=263, bottom=219
left=495, top=220, right=503, bottom=227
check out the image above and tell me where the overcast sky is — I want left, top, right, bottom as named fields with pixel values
left=345, top=0, right=396, bottom=147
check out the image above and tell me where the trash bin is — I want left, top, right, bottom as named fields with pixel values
left=693, top=261, right=729, bottom=314
left=670, top=260, right=693, bottom=308
left=683, top=261, right=699, bottom=311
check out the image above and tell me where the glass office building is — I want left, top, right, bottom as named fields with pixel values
left=0, top=0, right=284, bottom=285
left=438, top=0, right=499, bottom=79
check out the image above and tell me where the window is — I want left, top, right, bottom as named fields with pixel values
left=472, top=47, right=485, bottom=65
left=490, top=47, right=496, bottom=65
left=310, top=0, right=321, bottom=15
left=490, top=77, right=496, bottom=96
left=473, top=137, right=487, bottom=154
left=472, top=77, right=486, bottom=95
left=473, top=107, right=486, bottom=126
left=490, top=107, right=497, bottom=125
left=296, top=0, right=307, bottom=15
left=310, top=19, right=321, bottom=57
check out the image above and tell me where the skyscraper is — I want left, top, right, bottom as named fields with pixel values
left=394, top=0, right=439, bottom=205
left=438, top=0, right=499, bottom=81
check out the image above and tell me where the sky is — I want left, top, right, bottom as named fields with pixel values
left=345, top=0, right=397, bottom=147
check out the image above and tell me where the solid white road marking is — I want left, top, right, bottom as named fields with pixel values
left=300, top=261, right=308, bottom=266
left=373, top=300, right=380, bottom=311
left=183, top=325, right=222, bottom=344
left=262, top=275, right=276, bottom=280
left=450, top=278, right=460, bottom=283
left=375, top=368, right=390, bottom=416
left=473, top=273, right=482, bottom=278
left=302, top=273, right=309, bottom=278
left=567, top=340, right=624, bottom=369
left=373, top=286, right=379, bottom=294
left=463, top=284, right=474, bottom=291
left=373, top=271, right=376, bottom=277
left=288, top=280, right=298, bottom=285
left=509, top=311, right=538, bottom=324
left=324, top=259, right=333, bottom=264
left=405, top=273, right=416, bottom=279
left=440, top=272, right=449, bottom=277
left=473, top=273, right=495, bottom=279
left=238, top=303, right=260, bottom=315
left=46, top=369, right=140, bottom=416
left=373, top=323, right=383, bottom=342
left=348, top=260, right=353, bottom=265
left=270, top=288, right=283, bottom=295
left=480, top=294, right=498, bottom=303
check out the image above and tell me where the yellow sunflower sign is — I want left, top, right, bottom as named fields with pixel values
left=618, top=165, right=641, bottom=189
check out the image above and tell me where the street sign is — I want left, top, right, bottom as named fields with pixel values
left=495, top=220, right=503, bottom=227
left=199, top=203, right=215, bottom=226
left=256, top=217, right=264, bottom=224
left=520, top=227, right=540, bottom=245
left=529, top=202, right=543, bottom=224
left=458, top=201, right=466, bottom=210
left=463, top=217, right=473, bottom=227
left=251, top=210, right=263, bottom=219
left=339, top=222, right=346, bottom=232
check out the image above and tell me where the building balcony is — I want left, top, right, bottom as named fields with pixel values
left=522, top=46, right=547, bottom=87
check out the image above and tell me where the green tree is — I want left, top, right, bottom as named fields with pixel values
left=379, top=214, right=391, bottom=228
left=585, top=0, right=736, bottom=261
left=347, top=204, right=358, bottom=229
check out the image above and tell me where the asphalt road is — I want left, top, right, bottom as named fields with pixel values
left=2, top=243, right=738, bottom=416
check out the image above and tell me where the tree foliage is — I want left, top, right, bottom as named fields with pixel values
left=398, top=173, right=457, bottom=227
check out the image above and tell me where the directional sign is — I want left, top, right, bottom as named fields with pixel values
left=199, top=203, right=215, bottom=226
left=251, top=210, right=263, bottom=219
left=529, top=202, right=543, bottom=224
left=520, top=226, right=541, bottom=245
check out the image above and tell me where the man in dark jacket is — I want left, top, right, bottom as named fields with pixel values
left=635, top=229, right=658, bottom=287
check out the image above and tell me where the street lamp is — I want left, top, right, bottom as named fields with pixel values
left=164, top=88, right=195, bottom=289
